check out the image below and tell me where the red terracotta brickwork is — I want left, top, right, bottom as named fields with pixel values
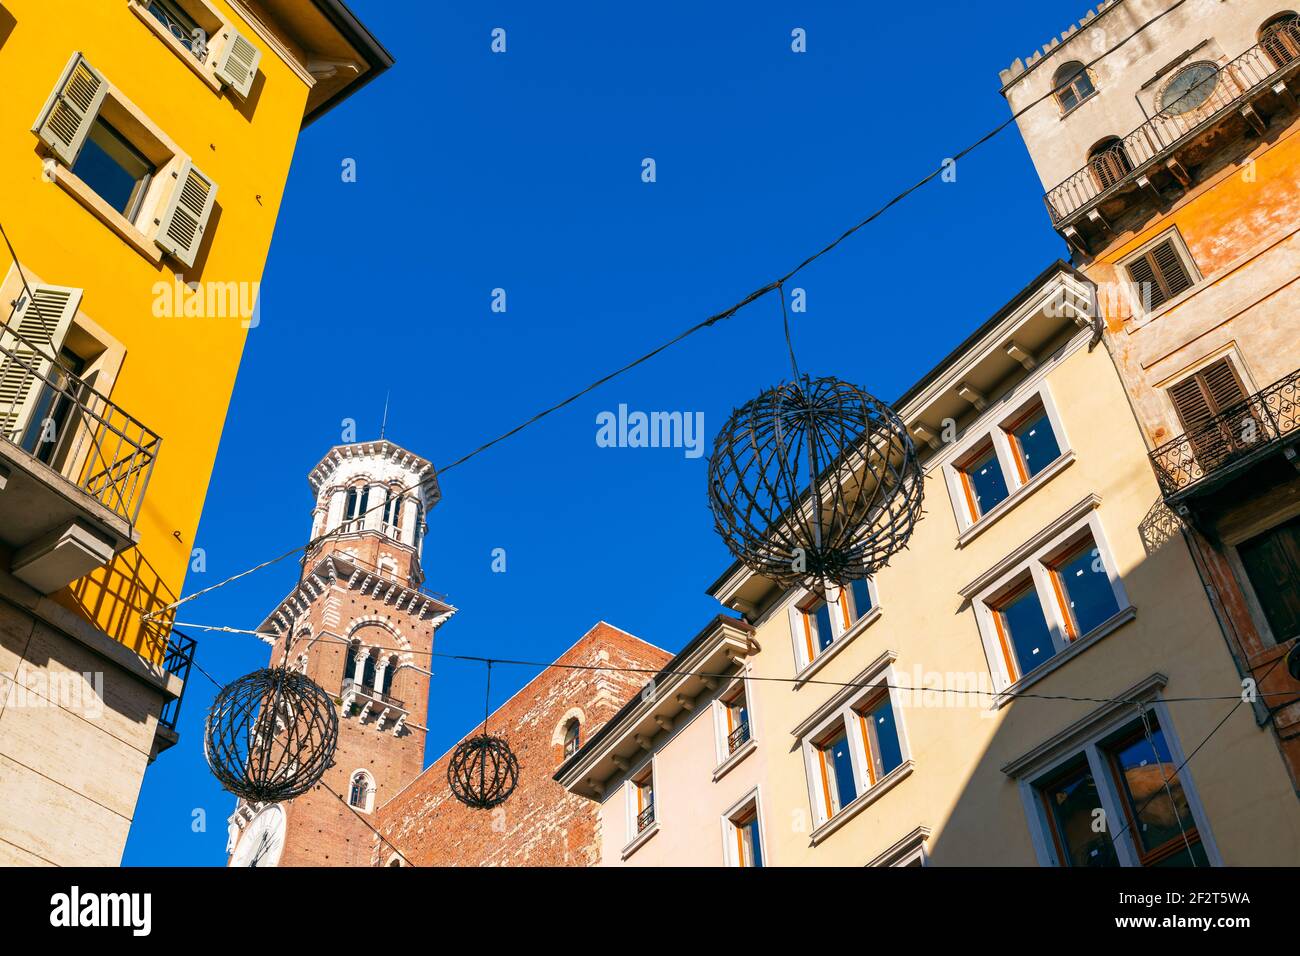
left=369, top=622, right=670, bottom=867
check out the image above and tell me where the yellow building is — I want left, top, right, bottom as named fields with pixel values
left=0, top=0, right=390, bottom=865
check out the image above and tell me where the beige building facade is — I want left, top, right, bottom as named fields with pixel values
left=559, top=260, right=1300, bottom=866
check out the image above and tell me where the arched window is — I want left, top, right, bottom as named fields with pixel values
left=362, top=652, right=377, bottom=689
left=1261, top=13, right=1300, bottom=67
left=1053, top=61, right=1096, bottom=113
left=382, top=656, right=397, bottom=698
left=1087, top=136, right=1132, bottom=190
left=563, top=718, right=581, bottom=758
left=343, top=483, right=369, bottom=531
left=381, top=488, right=403, bottom=538
left=343, top=642, right=358, bottom=689
left=348, top=771, right=375, bottom=812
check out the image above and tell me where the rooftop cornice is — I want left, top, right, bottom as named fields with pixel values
left=307, top=439, right=441, bottom=508
left=1000, top=0, right=1127, bottom=90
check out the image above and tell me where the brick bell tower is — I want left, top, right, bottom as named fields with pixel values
left=225, top=440, right=456, bottom=867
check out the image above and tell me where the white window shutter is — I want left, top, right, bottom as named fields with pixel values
left=0, top=284, right=81, bottom=442
left=214, top=28, right=262, bottom=99
left=154, top=160, right=218, bottom=268
left=31, top=53, right=107, bottom=166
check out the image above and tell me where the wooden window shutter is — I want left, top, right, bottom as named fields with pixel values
left=0, top=284, right=81, bottom=440
left=1263, top=22, right=1300, bottom=68
left=1168, top=359, right=1248, bottom=432
left=154, top=160, right=218, bottom=267
left=31, top=53, right=107, bottom=166
left=1126, top=238, right=1195, bottom=310
left=214, top=28, right=262, bottom=99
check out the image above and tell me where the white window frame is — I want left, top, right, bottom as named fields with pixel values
left=786, top=576, right=881, bottom=682
left=720, top=787, right=767, bottom=868
left=943, top=382, right=1073, bottom=543
left=347, top=768, right=376, bottom=814
left=711, top=668, right=757, bottom=778
left=621, top=758, right=659, bottom=859
left=970, top=508, right=1133, bottom=701
left=1014, top=695, right=1222, bottom=868
left=1118, top=226, right=1203, bottom=324
left=797, top=662, right=913, bottom=841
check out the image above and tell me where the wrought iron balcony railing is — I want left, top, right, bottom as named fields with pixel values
left=636, top=803, right=656, bottom=834
left=1045, top=18, right=1300, bottom=224
left=0, top=310, right=161, bottom=527
left=340, top=678, right=406, bottom=712
left=1150, top=369, right=1300, bottom=500
left=159, top=630, right=197, bottom=732
left=727, top=720, right=751, bottom=755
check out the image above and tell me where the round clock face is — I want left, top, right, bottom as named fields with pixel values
left=1160, top=63, right=1219, bottom=115
left=230, top=806, right=286, bottom=868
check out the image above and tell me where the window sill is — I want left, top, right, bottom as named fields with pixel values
left=712, top=737, right=756, bottom=782
left=809, top=760, right=914, bottom=846
left=957, top=451, right=1076, bottom=549
left=620, top=821, right=660, bottom=860
left=48, top=163, right=163, bottom=266
left=793, top=606, right=881, bottom=689
left=128, top=1, right=224, bottom=94
left=993, top=605, right=1137, bottom=709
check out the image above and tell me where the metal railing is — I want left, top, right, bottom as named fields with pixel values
left=1150, top=369, right=1300, bottom=499
left=341, top=678, right=406, bottom=711
left=146, top=0, right=210, bottom=62
left=1045, top=19, right=1300, bottom=223
left=636, top=803, right=656, bottom=833
left=158, top=630, right=197, bottom=732
left=0, top=305, right=161, bottom=526
left=727, top=720, right=751, bottom=755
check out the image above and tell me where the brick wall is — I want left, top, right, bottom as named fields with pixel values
left=369, top=622, right=670, bottom=867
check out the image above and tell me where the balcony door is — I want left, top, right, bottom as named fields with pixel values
left=1238, top=514, right=1300, bottom=646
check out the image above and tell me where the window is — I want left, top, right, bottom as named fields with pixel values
left=1006, top=401, right=1062, bottom=483
left=563, top=718, right=581, bottom=758
left=800, top=677, right=911, bottom=833
left=1053, top=61, right=1096, bottom=112
left=1167, top=358, right=1249, bottom=440
left=146, top=0, right=208, bottom=61
left=19, top=348, right=86, bottom=464
left=814, top=724, right=858, bottom=819
left=71, top=119, right=155, bottom=222
left=945, top=387, right=1069, bottom=535
left=792, top=577, right=879, bottom=672
left=1087, top=137, right=1133, bottom=191
left=343, top=484, right=370, bottom=531
left=1104, top=716, right=1210, bottom=866
left=726, top=801, right=764, bottom=868
left=1236, top=514, right=1300, bottom=645
left=1159, top=62, right=1220, bottom=116
left=32, top=53, right=218, bottom=267
left=632, top=768, right=655, bottom=834
left=1125, top=236, right=1196, bottom=311
left=1038, top=760, right=1120, bottom=867
left=722, top=684, right=750, bottom=756
left=1022, top=705, right=1214, bottom=867
left=381, top=489, right=403, bottom=536
left=957, top=441, right=1010, bottom=519
left=1261, top=14, right=1300, bottom=67
left=970, top=510, right=1130, bottom=691
left=348, top=771, right=375, bottom=812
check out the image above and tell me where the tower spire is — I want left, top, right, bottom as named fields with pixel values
left=380, top=390, right=390, bottom=440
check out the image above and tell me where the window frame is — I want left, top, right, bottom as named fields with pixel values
left=787, top=578, right=881, bottom=680
left=1016, top=698, right=1220, bottom=868
left=622, top=760, right=659, bottom=857
left=798, top=665, right=912, bottom=837
left=720, top=789, right=767, bottom=868
left=942, top=384, right=1073, bottom=543
left=127, top=0, right=240, bottom=94
left=971, top=510, right=1132, bottom=697
left=347, top=769, right=376, bottom=814
left=1119, top=228, right=1202, bottom=321
left=1053, top=61, right=1098, bottom=115
left=711, top=670, right=757, bottom=776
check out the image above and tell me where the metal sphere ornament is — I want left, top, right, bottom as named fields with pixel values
left=709, top=375, right=924, bottom=591
left=203, top=667, right=339, bottom=803
left=447, top=734, right=519, bottom=809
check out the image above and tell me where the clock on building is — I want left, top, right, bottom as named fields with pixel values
left=229, top=806, right=286, bottom=868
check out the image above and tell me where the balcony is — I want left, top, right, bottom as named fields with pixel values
left=1044, top=19, right=1300, bottom=253
left=1150, top=369, right=1300, bottom=504
left=727, top=720, right=751, bottom=755
left=340, top=678, right=408, bottom=733
left=0, top=319, right=160, bottom=593
left=152, top=629, right=197, bottom=760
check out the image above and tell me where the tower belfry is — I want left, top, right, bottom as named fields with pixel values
left=226, top=440, right=456, bottom=867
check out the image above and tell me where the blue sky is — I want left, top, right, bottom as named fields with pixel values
left=123, top=0, right=1091, bottom=865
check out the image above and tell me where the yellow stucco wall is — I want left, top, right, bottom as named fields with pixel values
left=596, top=330, right=1300, bottom=866
left=0, top=0, right=311, bottom=660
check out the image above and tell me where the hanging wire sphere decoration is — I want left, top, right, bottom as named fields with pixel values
left=708, top=376, right=924, bottom=591
left=203, top=667, right=339, bottom=803
left=448, top=734, right=520, bottom=809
